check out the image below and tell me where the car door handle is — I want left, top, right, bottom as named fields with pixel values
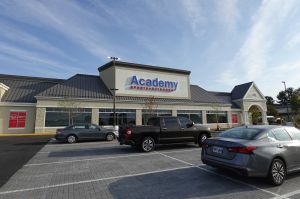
left=181, top=128, right=185, bottom=130
left=162, top=128, right=167, bottom=130
left=277, top=144, right=284, bottom=148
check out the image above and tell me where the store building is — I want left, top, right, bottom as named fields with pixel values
left=0, top=61, right=267, bottom=134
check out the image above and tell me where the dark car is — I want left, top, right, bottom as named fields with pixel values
left=201, top=125, right=300, bottom=185
left=55, top=124, right=118, bottom=143
left=118, top=116, right=211, bottom=152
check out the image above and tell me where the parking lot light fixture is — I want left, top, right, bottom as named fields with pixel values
left=282, top=81, right=290, bottom=122
left=110, top=88, right=119, bottom=130
left=108, top=56, right=120, bottom=130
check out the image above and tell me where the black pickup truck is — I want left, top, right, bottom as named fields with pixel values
left=118, top=116, right=211, bottom=152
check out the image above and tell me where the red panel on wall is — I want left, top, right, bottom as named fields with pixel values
left=9, top=111, right=26, bottom=128
left=232, top=114, right=238, bottom=124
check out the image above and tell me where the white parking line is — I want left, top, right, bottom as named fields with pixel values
left=37, top=147, right=201, bottom=154
left=0, top=165, right=193, bottom=195
left=24, top=153, right=159, bottom=167
left=156, top=152, right=286, bottom=199
left=26, top=148, right=201, bottom=167
left=271, top=190, right=300, bottom=199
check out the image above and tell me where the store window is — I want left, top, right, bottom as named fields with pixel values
left=9, top=111, right=26, bottom=128
left=142, top=109, right=172, bottom=125
left=177, top=110, right=202, bottom=124
left=45, top=108, right=91, bottom=127
left=99, top=109, right=136, bottom=126
left=232, top=114, right=238, bottom=123
left=206, top=111, right=228, bottom=123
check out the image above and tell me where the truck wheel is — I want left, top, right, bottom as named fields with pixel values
left=268, top=158, right=286, bottom=186
left=198, top=133, right=208, bottom=147
left=141, top=137, right=155, bottom=152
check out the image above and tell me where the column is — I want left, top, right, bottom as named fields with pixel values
left=172, top=110, right=177, bottom=116
left=262, top=111, right=268, bottom=125
left=227, top=111, right=232, bottom=128
left=243, top=111, right=249, bottom=125
left=34, top=107, right=46, bottom=133
left=91, top=108, right=99, bottom=125
left=202, top=110, right=207, bottom=124
left=136, top=109, right=142, bottom=125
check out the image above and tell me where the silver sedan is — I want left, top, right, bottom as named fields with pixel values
left=201, top=125, right=300, bottom=186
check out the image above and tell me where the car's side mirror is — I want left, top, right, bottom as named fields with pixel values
left=186, top=122, right=194, bottom=128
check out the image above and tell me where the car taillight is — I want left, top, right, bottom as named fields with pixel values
left=125, top=128, right=132, bottom=137
left=228, top=146, right=256, bottom=154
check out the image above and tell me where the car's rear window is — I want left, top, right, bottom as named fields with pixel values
left=218, top=127, right=263, bottom=140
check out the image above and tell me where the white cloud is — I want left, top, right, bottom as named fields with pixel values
left=180, top=0, right=206, bottom=37
left=0, top=42, right=81, bottom=74
left=0, top=21, right=73, bottom=60
left=219, top=0, right=297, bottom=86
left=0, top=0, right=119, bottom=59
left=215, top=0, right=240, bottom=31
left=286, top=32, right=300, bottom=49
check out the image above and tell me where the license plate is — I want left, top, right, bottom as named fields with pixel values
left=212, top=146, right=223, bottom=154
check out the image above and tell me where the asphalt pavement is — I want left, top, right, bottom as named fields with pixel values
left=0, top=135, right=53, bottom=187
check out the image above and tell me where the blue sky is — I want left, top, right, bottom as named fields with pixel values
left=0, top=0, right=299, bottom=99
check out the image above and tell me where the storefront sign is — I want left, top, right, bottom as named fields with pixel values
left=130, top=75, right=178, bottom=92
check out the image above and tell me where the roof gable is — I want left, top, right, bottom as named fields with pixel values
left=231, top=82, right=253, bottom=100
left=244, top=83, right=265, bottom=100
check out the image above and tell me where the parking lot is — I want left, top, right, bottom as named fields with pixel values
left=1, top=140, right=300, bottom=199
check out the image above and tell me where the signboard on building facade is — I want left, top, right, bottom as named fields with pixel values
left=115, top=67, right=190, bottom=99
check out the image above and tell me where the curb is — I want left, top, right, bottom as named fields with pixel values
left=0, top=133, right=55, bottom=137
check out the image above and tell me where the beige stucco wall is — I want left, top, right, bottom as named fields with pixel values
left=100, top=65, right=115, bottom=92
left=0, top=104, right=36, bottom=134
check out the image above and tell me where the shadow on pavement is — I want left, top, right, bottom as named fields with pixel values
left=108, top=166, right=273, bottom=199
left=48, top=143, right=199, bottom=158
left=0, top=136, right=52, bottom=188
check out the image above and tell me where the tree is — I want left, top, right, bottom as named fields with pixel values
left=143, top=96, right=158, bottom=124
left=277, top=87, right=294, bottom=105
left=58, top=98, right=84, bottom=126
left=249, top=106, right=262, bottom=125
left=265, top=96, right=278, bottom=116
left=265, top=96, right=275, bottom=105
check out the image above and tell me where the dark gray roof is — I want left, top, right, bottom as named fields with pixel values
left=190, top=85, right=225, bottom=104
left=37, top=74, right=112, bottom=99
left=37, top=74, right=231, bottom=105
left=231, top=82, right=253, bottom=100
left=1, top=73, right=244, bottom=108
left=0, top=74, right=63, bottom=103
left=98, top=61, right=191, bottom=75
left=209, top=91, right=240, bottom=108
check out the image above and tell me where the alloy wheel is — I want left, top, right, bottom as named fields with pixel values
left=142, top=137, right=154, bottom=152
left=269, top=159, right=286, bottom=185
left=67, top=135, right=76, bottom=144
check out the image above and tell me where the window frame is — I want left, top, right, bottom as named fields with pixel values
left=8, top=110, right=27, bottom=129
left=268, top=128, right=292, bottom=141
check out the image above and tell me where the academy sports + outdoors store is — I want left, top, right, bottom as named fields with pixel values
left=0, top=61, right=268, bottom=134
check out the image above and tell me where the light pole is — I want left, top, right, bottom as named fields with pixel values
left=108, top=56, right=120, bottom=129
left=110, top=88, right=119, bottom=129
left=282, top=81, right=290, bottom=122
